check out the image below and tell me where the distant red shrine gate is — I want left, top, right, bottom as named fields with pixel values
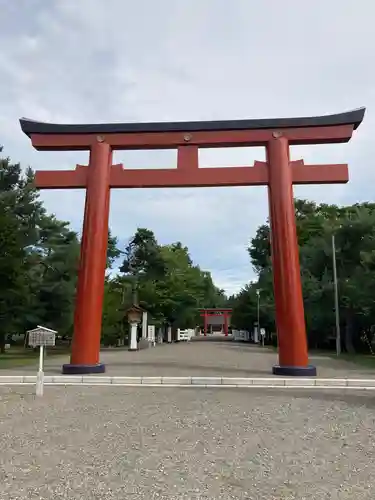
left=199, top=308, right=232, bottom=336
left=20, top=108, right=365, bottom=376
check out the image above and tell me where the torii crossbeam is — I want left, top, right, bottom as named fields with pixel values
left=20, top=107, right=365, bottom=376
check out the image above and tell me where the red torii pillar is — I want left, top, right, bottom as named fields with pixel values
left=19, top=107, right=365, bottom=375
left=71, top=142, right=112, bottom=372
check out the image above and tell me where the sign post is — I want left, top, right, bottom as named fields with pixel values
left=36, top=344, right=44, bottom=397
left=27, top=326, right=57, bottom=397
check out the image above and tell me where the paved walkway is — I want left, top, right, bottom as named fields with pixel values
left=4, top=338, right=375, bottom=378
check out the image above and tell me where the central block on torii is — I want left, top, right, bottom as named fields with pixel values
left=19, top=107, right=365, bottom=376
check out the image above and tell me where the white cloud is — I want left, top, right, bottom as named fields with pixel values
left=0, top=0, right=374, bottom=294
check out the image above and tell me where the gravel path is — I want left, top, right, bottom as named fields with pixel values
left=3, top=340, right=374, bottom=379
left=1, top=385, right=375, bottom=499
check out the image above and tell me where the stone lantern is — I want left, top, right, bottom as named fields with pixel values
left=126, top=304, right=143, bottom=351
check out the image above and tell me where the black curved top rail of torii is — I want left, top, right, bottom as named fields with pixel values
left=19, top=108, right=365, bottom=151
left=20, top=108, right=365, bottom=136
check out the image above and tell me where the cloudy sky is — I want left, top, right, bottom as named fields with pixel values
left=1, top=0, right=373, bottom=294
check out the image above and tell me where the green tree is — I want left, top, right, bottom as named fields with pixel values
left=0, top=207, right=25, bottom=351
left=26, top=215, right=80, bottom=334
left=99, top=229, right=230, bottom=344
left=234, top=198, right=375, bottom=353
left=0, top=150, right=43, bottom=351
left=120, top=228, right=166, bottom=303
left=107, top=229, right=121, bottom=270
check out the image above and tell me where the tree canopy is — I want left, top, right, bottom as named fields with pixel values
left=0, top=148, right=226, bottom=351
left=101, top=228, right=227, bottom=345
left=230, top=198, right=375, bottom=353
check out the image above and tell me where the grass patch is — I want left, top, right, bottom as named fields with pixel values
left=0, top=346, right=70, bottom=369
left=327, top=352, right=375, bottom=369
left=307, top=349, right=375, bottom=369
left=267, top=345, right=375, bottom=370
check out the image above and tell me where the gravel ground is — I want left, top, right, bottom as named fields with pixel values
left=4, top=340, right=374, bottom=379
left=1, top=386, right=375, bottom=499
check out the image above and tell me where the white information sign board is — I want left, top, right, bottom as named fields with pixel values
left=28, top=327, right=56, bottom=347
left=26, top=326, right=57, bottom=397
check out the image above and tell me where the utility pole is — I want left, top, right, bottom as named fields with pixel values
left=332, top=234, right=341, bottom=356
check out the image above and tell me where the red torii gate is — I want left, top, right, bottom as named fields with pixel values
left=20, top=107, right=365, bottom=376
left=199, top=308, right=232, bottom=336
